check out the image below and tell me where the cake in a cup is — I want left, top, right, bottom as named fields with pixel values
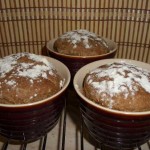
left=53, top=29, right=110, bottom=56
left=83, top=62, right=150, bottom=112
left=0, top=52, right=65, bottom=104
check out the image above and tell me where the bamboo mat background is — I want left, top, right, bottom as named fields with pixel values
left=0, top=0, right=150, bottom=63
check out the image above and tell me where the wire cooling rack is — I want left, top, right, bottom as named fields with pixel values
left=0, top=89, right=149, bottom=150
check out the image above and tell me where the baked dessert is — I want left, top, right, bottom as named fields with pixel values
left=53, top=29, right=109, bottom=56
left=83, top=62, right=150, bottom=112
left=0, top=52, right=64, bottom=104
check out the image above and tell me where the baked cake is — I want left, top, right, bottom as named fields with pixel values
left=53, top=29, right=109, bottom=56
left=83, top=62, right=150, bottom=112
left=0, top=53, right=64, bottom=104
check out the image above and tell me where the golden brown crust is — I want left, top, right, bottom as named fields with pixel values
left=83, top=63, right=150, bottom=112
left=0, top=53, right=64, bottom=104
left=54, top=29, right=109, bottom=56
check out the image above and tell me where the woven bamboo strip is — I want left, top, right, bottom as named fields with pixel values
left=0, top=0, right=149, bottom=63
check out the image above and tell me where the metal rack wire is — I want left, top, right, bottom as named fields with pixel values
left=80, top=118, right=150, bottom=150
left=1, top=116, right=150, bottom=150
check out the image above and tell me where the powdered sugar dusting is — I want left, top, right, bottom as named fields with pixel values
left=18, top=64, right=50, bottom=79
left=60, top=79, right=65, bottom=88
left=86, top=62, right=150, bottom=108
left=0, top=56, right=17, bottom=78
left=60, top=29, right=108, bottom=49
left=0, top=53, right=55, bottom=79
left=6, top=80, right=16, bottom=86
left=1, top=53, right=65, bottom=90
